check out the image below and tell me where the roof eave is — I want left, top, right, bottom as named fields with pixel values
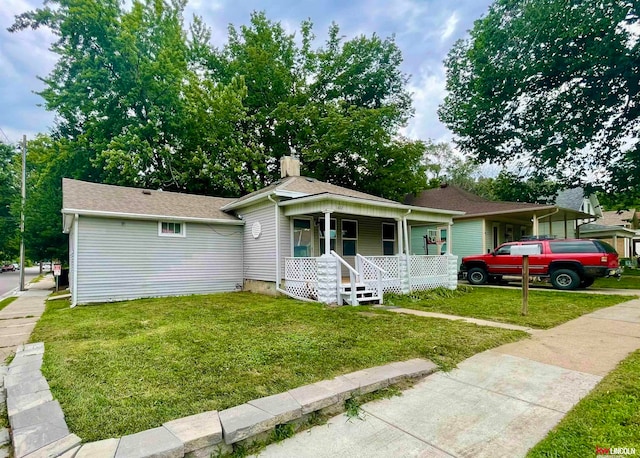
left=61, top=208, right=244, bottom=225
left=278, top=193, right=465, bottom=216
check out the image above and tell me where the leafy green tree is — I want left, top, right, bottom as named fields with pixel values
left=209, top=12, right=426, bottom=198
left=0, top=143, right=20, bottom=261
left=440, top=0, right=640, bottom=203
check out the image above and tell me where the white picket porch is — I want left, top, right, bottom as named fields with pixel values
left=283, top=253, right=458, bottom=305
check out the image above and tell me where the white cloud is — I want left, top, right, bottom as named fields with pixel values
left=441, top=11, right=459, bottom=42
left=402, top=64, right=451, bottom=142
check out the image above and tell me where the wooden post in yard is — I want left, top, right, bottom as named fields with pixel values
left=522, top=255, right=529, bottom=316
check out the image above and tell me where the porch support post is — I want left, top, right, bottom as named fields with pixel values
left=396, top=219, right=403, bottom=255
left=447, top=223, right=453, bottom=255
left=532, top=214, right=539, bottom=236
left=564, top=213, right=568, bottom=238
left=403, top=216, right=410, bottom=255
left=324, top=210, right=331, bottom=255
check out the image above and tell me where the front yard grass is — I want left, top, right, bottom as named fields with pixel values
left=387, top=287, right=636, bottom=329
left=593, top=275, right=640, bottom=290
left=31, top=292, right=526, bottom=442
left=0, top=296, right=17, bottom=311
left=528, top=349, right=640, bottom=457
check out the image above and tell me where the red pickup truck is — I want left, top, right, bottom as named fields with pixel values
left=460, top=239, right=621, bottom=290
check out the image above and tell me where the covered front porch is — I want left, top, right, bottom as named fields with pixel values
left=276, top=194, right=461, bottom=305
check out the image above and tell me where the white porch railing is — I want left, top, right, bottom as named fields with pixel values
left=284, top=254, right=457, bottom=304
left=361, top=256, right=403, bottom=294
left=284, top=257, right=319, bottom=301
left=356, top=254, right=385, bottom=304
left=409, top=255, right=451, bottom=290
left=331, top=251, right=358, bottom=305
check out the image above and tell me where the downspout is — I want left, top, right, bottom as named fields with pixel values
left=71, top=214, right=79, bottom=308
left=267, top=194, right=281, bottom=290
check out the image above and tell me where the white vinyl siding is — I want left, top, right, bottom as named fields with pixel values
left=242, top=202, right=277, bottom=282
left=75, top=217, right=242, bottom=304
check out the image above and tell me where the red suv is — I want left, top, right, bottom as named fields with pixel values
left=460, top=239, right=621, bottom=290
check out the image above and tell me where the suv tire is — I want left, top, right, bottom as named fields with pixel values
left=467, top=267, right=488, bottom=285
left=551, top=269, right=580, bottom=290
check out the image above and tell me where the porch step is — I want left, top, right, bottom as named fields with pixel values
left=340, top=287, right=381, bottom=305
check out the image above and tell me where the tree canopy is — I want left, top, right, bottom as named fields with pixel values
left=439, top=0, right=640, bottom=204
left=10, top=2, right=426, bottom=200
left=0, top=143, right=20, bottom=262
left=9, top=1, right=430, bottom=259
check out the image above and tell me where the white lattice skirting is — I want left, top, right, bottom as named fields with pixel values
left=409, top=255, right=451, bottom=290
left=284, top=257, right=319, bottom=301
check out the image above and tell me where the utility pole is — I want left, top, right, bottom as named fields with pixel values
left=19, top=135, right=26, bottom=291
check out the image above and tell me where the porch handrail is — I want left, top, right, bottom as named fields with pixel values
left=331, top=250, right=358, bottom=305
left=356, top=254, right=385, bottom=305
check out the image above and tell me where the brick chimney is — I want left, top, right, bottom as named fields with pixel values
left=280, top=156, right=301, bottom=178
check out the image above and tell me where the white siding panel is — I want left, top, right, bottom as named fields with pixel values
left=76, top=217, right=243, bottom=304
left=452, top=220, right=484, bottom=259
left=242, top=202, right=277, bottom=281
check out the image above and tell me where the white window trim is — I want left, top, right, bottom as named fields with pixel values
left=341, top=219, right=358, bottom=255
left=382, top=222, right=396, bottom=255
left=291, top=217, right=314, bottom=257
left=158, top=221, right=186, bottom=238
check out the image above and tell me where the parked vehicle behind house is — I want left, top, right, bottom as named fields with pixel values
left=460, top=239, right=621, bottom=290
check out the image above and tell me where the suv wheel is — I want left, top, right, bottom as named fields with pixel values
left=551, top=269, right=579, bottom=290
left=467, top=267, right=488, bottom=285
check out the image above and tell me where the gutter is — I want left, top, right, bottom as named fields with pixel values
left=61, top=209, right=244, bottom=226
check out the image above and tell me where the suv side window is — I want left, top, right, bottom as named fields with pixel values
left=495, top=245, right=512, bottom=255
left=549, top=241, right=599, bottom=253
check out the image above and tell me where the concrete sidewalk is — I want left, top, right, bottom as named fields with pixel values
left=0, top=276, right=53, bottom=363
left=257, top=298, right=640, bottom=458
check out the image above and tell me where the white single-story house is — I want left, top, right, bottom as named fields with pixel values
left=62, top=157, right=463, bottom=306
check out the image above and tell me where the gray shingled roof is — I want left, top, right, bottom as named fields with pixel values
left=555, top=188, right=585, bottom=211
left=226, top=175, right=395, bottom=209
left=62, top=178, right=240, bottom=221
left=405, top=185, right=554, bottom=216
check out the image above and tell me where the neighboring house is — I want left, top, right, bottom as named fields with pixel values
left=581, top=210, right=640, bottom=258
left=405, top=185, right=592, bottom=260
left=62, top=157, right=462, bottom=306
left=553, top=188, right=603, bottom=236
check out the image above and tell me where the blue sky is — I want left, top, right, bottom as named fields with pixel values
left=0, top=0, right=492, bottom=145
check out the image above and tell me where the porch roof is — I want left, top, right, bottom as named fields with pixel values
left=278, top=192, right=463, bottom=223
left=580, top=223, right=637, bottom=238
left=406, top=185, right=592, bottom=223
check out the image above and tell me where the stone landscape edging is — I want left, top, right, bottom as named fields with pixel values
left=4, top=342, right=439, bottom=457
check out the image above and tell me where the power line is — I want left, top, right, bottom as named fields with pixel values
left=0, top=127, right=11, bottom=144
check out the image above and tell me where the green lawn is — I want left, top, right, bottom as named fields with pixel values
left=31, top=292, right=526, bottom=441
left=0, top=296, right=17, bottom=311
left=528, top=350, right=640, bottom=457
left=593, top=275, right=640, bottom=290
left=386, top=287, right=635, bottom=329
